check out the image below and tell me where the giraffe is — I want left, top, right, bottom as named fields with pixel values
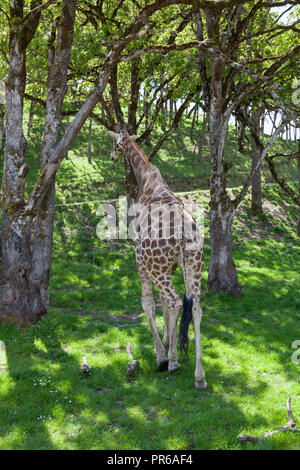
left=108, top=129, right=207, bottom=389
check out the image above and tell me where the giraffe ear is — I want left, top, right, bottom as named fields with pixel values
left=108, top=130, right=118, bottom=139
left=130, top=134, right=138, bottom=141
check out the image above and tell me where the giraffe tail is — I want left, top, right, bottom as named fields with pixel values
left=179, top=294, right=193, bottom=355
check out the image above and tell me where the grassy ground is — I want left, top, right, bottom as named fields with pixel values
left=0, top=109, right=300, bottom=450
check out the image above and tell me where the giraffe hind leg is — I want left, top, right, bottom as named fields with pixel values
left=183, top=251, right=207, bottom=389
left=160, top=293, right=170, bottom=351
left=192, top=302, right=207, bottom=389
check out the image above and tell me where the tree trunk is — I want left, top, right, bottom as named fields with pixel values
left=0, top=214, right=47, bottom=325
left=169, top=99, right=173, bottom=126
left=197, top=112, right=207, bottom=162
left=87, top=116, right=92, bottom=163
left=144, top=88, right=151, bottom=146
left=297, top=138, right=300, bottom=237
left=0, top=1, right=44, bottom=324
left=207, top=119, right=242, bottom=296
left=250, top=108, right=264, bottom=216
left=234, top=118, right=238, bottom=163
left=190, top=107, right=197, bottom=144
left=128, top=58, right=142, bottom=135
left=237, top=119, right=245, bottom=152
left=177, top=121, right=182, bottom=140
left=251, top=146, right=263, bottom=216
left=29, top=0, right=76, bottom=314
left=205, top=23, right=242, bottom=296
left=0, top=103, right=5, bottom=153
left=161, top=100, right=167, bottom=132
left=27, top=100, right=35, bottom=137
left=208, top=200, right=241, bottom=296
left=261, top=115, right=265, bottom=146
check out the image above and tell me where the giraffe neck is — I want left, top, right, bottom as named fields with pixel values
left=121, top=132, right=152, bottom=189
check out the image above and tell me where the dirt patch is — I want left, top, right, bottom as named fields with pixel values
left=96, top=386, right=113, bottom=393
left=262, top=200, right=290, bottom=224
left=146, top=408, right=171, bottom=422
left=52, top=308, right=142, bottom=328
left=92, top=311, right=142, bottom=327
left=234, top=197, right=292, bottom=242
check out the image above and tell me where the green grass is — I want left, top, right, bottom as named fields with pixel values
left=0, top=108, right=300, bottom=449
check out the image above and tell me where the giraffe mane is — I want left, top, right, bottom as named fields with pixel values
left=123, top=132, right=151, bottom=166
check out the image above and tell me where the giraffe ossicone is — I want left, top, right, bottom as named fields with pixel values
left=108, top=129, right=207, bottom=389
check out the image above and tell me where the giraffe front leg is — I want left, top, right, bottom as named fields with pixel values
left=142, top=296, right=169, bottom=371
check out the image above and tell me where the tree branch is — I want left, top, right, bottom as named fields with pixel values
left=234, top=113, right=293, bottom=208
left=120, top=39, right=213, bottom=62
left=238, top=398, right=300, bottom=442
left=266, top=155, right=300, bottom=205
left=148, top=85, right=200, bottom=160
left=22, top=0, right=56, bottom=26
left=25, top=0, right=192, bottom=213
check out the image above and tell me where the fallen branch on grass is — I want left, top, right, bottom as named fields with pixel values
left=82, top=354, right=91, bottom=373
left=237, top=398, right=300, bottom=442
left=126, top=343, right=139, bottom=377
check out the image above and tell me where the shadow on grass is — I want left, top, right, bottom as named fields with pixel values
left=1, top=309, right=271, bottom=450
left=2, top=231, right=300, bottom=450
left=200, top=239, right=300, bottom=385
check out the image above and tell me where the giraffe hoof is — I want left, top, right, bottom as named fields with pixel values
left=157, top=359, right=169, bottom=372
left=168, top=362, right=181, bottom=373
left=195, top=379, right=207, bottom=390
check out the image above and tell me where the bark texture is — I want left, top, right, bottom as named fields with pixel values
left=0, top=0, right=44, bottom=324
left=0, top=104, right=5, bottom=153
left=29, top=0, right=76, bottom=314
left=204, top=9, right=242, bottom=296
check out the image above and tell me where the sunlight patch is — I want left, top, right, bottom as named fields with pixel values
left=33, top=338, right=47, bottom=353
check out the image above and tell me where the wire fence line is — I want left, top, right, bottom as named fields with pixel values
left=55, top=181, right=291, bottom=207
left=55, top=189, right=208, bottom=207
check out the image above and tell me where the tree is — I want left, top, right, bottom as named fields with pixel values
left=192, top=1, right=299, bottom=296
left=0, top=0, right=76, bottom=323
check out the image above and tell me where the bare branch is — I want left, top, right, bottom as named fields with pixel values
left=242, top=19, right=300, bottom=41
left=269, top=152, right=300, bottom=160
left=148, top=85, right=200, bottom=160
left=260, top=1, right=299, bottom=6
left=126, top=343, right=139, bottom=377
left=234, top=114, right=294, bottom=208
left=237, top=398, right=300, bottom=442
left=266, top=155, right=300, bottom=205
left=138, top=73, right=187, bottom=143
left=109, top=65, right=125, bottom=126
left=22, top=0, right=56, bottom=25
left=167, top=8, right=193, bottom=45
left=136, top=73, right=177, bottom=130
left=0, top=7, right=10, bottom=22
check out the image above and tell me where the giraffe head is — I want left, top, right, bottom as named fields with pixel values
left=108, top=130, right=137, bottom=162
